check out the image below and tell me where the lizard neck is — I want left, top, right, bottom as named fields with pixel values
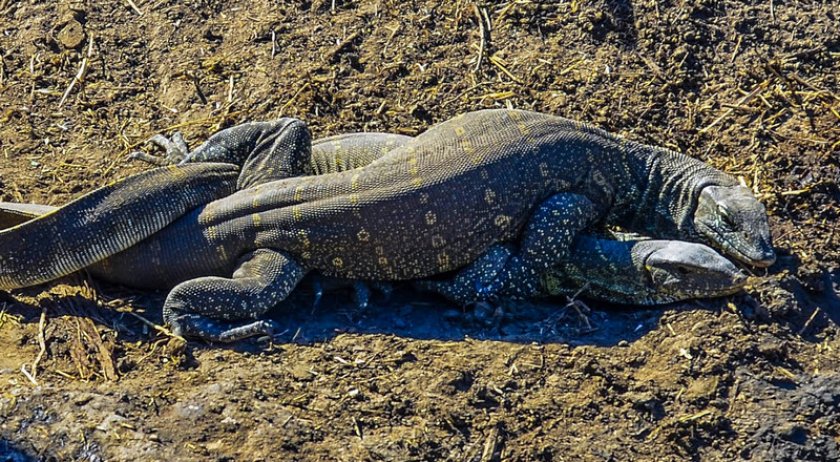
left=620, top=142, right=738, bottom=239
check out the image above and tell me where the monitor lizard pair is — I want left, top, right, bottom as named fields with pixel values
left=0, top=110, right=773, bottom=341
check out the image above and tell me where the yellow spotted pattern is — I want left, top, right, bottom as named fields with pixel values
left=494, top=214, right=512, bottom=227
left=437, top=251, right=450, bottom=271
left=298, top=229, right=310, bottom=244
left=508, top=110, right=531, bottom=136
left=405, top=146, right=423, bottom=187
left=357, top=229, right=370, bottom=241
left=251, top=185, right=262, bottom=208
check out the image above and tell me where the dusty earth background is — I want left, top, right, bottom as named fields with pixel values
left=1, top=0, right=839, bottom=460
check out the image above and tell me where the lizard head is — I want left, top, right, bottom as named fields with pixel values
left=693, top=185, right=775, bottom=268
left=638, top=240, right=748, bottom=303
left=539, top=237, right=747, bottom=305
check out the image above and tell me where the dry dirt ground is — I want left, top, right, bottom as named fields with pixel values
left=1, top=0, right=839, bottom=460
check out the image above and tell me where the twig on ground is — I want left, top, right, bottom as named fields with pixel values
left=58, top=34, right=94, bottom=107
left=326, top=31, right=361, bottom=62
left=0, top=304, right=23, bottom=330
left=125, top=0, right=143, bottom=15
left=271, top=30, right=277, bottom=58
left=480, top=423, right=503, bottom=462
left=730, top=35, right=742, bottom=63
left=488, top=55, right=523, bottom=84
left=20, top=365, right=38, bottom=386
left=160, top=109, right=245, bottom=132
left=227, top=75, right=235, bottom=103
left=126, top=311, right=185, bottom=341
left=281, top=82, right=311, bottom=113
left=798, top=307, right=822, bottom=336
left=473, top=4, right=490, bottom=72
left=31, top=307, right=48, bottom=380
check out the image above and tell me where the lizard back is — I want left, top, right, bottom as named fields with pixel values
left=203, top=109, right=637, bottom=280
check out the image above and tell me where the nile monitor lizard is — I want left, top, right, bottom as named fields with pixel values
left=0, top=109, right=773, bottom=340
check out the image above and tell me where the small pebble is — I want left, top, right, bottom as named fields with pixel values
left=57, top=19, right=86, bottom=49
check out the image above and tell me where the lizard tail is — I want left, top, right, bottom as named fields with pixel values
left=0, top=163, right=238, bottom=290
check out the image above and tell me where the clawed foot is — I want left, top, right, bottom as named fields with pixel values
left=351, top=281, right=393, bottom=310
left=129, top=132, right=191, bottom=166
left=414, top=244, right=513, bottom=305
left=169, top=314, right=279, bottom=343
left=309, top=276, right=393, bottom=311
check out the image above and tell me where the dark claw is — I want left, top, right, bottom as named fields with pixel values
left=312, top=278, right=324, bottom=308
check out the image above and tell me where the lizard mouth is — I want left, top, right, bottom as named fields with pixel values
left=695, top=222, right=775, bottom=268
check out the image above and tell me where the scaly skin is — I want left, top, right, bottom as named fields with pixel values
left=0, top=163, right=238, bottom=290
left=0, top=132, right=747, bottom=307
left=128, top=112, right=775, bottom=271
left=0, top=109, right=773, bottom=340
left=307, top=133, right=749, bottom=305
left=540, top=236, right=747, bottom=304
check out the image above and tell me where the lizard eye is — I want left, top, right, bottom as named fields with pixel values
left=717, top=204, right=735, bottom=228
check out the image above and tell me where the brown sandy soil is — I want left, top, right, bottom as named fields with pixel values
left=1, top=0, right=839, bottom=460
